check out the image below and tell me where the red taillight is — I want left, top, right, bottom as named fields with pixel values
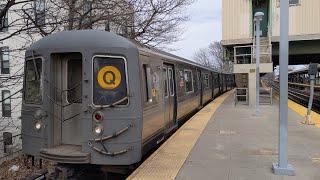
left=93, top=111, right=104, bottom=122
left=95, top=114, right=102, bottom=121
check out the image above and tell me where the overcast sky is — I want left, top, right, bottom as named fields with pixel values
left=169, top=0, right=222, bottom=60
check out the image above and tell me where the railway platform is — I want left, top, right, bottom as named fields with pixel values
left=128, top=90, right=320, bottom=180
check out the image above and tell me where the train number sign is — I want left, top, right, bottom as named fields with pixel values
left=97, top=66, right=122, bottom=90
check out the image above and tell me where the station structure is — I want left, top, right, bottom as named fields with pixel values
left=221, top=0, right=320, bottom=107
left=127, top=89, right=320, bottom=179
left=127, top=1, right=320, bottom=179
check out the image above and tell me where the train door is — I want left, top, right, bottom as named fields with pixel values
left=52, top=53, right=82, bottom=146
left=163, top=64, right=175, bottom=128
left=211, top=73, right=215, bottom=97
left=218, top=73, right=222, bottom=94
left=197, top=70, right=202, bottom=106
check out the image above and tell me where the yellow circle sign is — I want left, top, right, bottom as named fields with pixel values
left=97, top=66, right=122, bottom=90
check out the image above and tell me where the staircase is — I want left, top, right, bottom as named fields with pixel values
left=235, top=73, right=248, bottom=88
left=252, top=37, right=272, bottom=63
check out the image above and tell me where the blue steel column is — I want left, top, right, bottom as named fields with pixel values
left=272, top=0, right=295, bottom=175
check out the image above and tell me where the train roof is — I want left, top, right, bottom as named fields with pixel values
left=27, top=30, right=227, bottom=74
left=27, top=30, right=137, bottom=51
left=133, top=41, right=220, bottom=72
left=288, top=65, right=320, bottom=75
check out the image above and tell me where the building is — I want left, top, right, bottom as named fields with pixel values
left=222, top=0, right=320, bottom=107
left=0, top=0, right=134, bottom=136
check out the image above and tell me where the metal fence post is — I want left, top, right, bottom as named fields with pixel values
left=272, top=0, right=295, bottom=176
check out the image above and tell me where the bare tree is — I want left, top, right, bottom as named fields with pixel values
left=0, top=0, right=196, bottom=138
left=1, top=0, right=194, bottom=45
left=193, top=47, right=215, bottom=68
left=129, top=0, right=194, bottom=47
left=193, top=42, right=233, bottom=73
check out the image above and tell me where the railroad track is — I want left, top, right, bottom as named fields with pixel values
left=270, top=81, right=320, bottom=114
left=23, top=169, right=47, bottom=180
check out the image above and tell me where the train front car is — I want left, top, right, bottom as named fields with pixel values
left=22, top=31, right=143, bottom=171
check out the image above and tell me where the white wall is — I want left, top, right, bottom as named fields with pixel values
left=271, top=0, right=320, bottom=38
left=0, top=2, right=42, bottom=135
left=222, top=0, right=252, bottom=44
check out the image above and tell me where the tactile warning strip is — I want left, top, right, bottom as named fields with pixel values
left=127, top=91, right=233, bottom=180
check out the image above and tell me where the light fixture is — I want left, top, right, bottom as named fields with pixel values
left=93, top=111, right=104, bottom=122
left=35, top=121, right=42, bottom=130
left=94, top=124, right=104, bottom=135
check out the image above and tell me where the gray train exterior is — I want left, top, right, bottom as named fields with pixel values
left=22, top=30, right=234, bottom=168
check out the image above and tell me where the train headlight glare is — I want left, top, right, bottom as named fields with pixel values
left=94, top=125, right=103, bottom=135
left=35, top=121, right=42, bottom=130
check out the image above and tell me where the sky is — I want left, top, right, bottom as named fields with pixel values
left=169, top=0, right=222, bottom=60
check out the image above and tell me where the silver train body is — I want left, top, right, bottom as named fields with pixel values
left=22, top=30, right=234, bottom=170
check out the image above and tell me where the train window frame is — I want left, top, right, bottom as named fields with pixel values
left=66, top=59, right=82, bottom=104
left=203, top=73, right=210, bottom=89
left=143, top=64, right=153, bottom=103
left=163, top=67, right=169, bottom=98
left=91, top=55, right=129, bottom=107
left=184, top=69, right=194, bottom=94
left=197, top=71, right=201, bottom=91
left=168, top=68, right=175, bottom=97
left=23, top=56, right=44, bottom=105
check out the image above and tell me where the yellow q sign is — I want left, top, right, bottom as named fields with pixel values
left=97, top=66, right=122, bottom=90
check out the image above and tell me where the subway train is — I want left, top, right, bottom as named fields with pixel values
left=288, top=67, right=320, bottom=85
left=21, top=30, right=234, bottom=176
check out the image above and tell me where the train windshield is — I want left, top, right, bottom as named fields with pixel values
left=24, top=58, right=43, bottom=104
left=93, top=56, right=128, bottom=106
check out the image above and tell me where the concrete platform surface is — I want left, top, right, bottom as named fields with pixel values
left=176, top=95, right=320, bottom=180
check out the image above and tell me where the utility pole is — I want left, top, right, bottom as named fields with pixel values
left=254, top=12, right=264, bottom=116
left=272, top=0, right=295, bottom=176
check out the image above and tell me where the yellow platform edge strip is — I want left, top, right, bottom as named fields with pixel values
left=127, top=91, right=233, bottom=180
left=274, top=93, right=320, bottom=128
left=261, top=81, right=320, bottom=128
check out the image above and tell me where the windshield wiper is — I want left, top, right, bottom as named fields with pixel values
left=108, top=96, right=129, bottom=107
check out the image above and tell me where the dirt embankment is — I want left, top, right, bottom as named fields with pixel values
left=0, top=155, right=50, bottom=180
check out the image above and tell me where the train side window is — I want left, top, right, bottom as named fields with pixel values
left=204, top=74, right=209, bottom=88
left=67, top=59, right=82, bottom=103
left=184, top=69, right=194, bottom=93
left=168, top=68, right=175, bottom=96
left=24, top=58, right=43, bottom=104
left=163, top=68, right=169, bottom=97
left=197, top=71, right=201, bottom=91
left=143, top=64, right=153, bottom=102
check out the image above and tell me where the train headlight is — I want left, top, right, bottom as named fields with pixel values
left=94, top=124, right=104, bottom=135
left=35, top=121, right=42, bottom=130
